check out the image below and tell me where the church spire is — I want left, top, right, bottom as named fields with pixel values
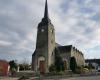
left=39, top=0, right=51, bottom=26
left=44, top=0, right=49, bottom=18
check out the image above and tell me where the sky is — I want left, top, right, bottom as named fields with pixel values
left=0, top=0, right=100, bottom=63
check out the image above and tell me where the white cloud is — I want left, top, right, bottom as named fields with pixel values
left=0, top=40, right=12, bottom=47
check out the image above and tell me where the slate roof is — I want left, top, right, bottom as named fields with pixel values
left=56, top=45, right=72, bottom=53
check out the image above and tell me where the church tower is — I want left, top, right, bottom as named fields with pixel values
left=32, top=0, right=55, bottom=73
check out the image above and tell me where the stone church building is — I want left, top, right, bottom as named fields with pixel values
left=32, top=0, right=85, bottom=73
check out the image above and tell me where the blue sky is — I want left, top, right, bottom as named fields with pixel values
left=0, top=0, right=100, bottom=63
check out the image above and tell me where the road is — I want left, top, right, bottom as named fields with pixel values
left=44, top=76, right=100, bottom=80
left=61, top=76, right=100, bottom=80
left=0, top=75, right=100, bottom=80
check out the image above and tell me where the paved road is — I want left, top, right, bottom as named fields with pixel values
left=0, top=75, right=100, bottom=80
left=62, top=76, right=100, bottom=80
left=44, top=76, right=100, bottom=80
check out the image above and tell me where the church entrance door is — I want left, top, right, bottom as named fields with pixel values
left=64, top=60, right=67, bottom=70
left=39, top=61, right=45, bottom=74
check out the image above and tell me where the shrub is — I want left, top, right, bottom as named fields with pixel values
left=49, top=64, right=56, bottom=73
left=76, top=66, right=82, bottom=74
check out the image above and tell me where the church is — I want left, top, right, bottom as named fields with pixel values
left=32, top=0, right=85, bottom=73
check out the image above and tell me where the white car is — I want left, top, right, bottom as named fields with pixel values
left=98, top=66, right=100, bottom=72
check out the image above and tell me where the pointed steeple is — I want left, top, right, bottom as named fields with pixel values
left=42, top=0, right=51, bottom=22
left=39, top=0, right=51, bottom=26
left=44, top=0, right=49, bottom=18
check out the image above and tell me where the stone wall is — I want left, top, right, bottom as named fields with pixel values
left=71, top=47, right=85, bottom=67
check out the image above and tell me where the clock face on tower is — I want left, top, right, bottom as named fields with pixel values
left=41, top=29, right=44, bottom=32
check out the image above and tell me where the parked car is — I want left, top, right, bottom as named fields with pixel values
left=97, top=66, right=100, bottom=72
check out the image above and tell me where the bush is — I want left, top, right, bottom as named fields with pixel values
left=83, top=68, right=89, bottom=73
left=57, top=71, right=64, bottom=75
left=75, top=66, right=82, bottom=74
left=75, top=66, right=90, bottom=74
left=49, top=64, right=56, bottom=73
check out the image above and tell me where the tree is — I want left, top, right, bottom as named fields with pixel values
left=9, top=60, right=18, bottom=71
left=54, top=48, right=65, bottom=72
left=9, top=60, right=18, bottom=76
left=19, top=58, right=30, bottom=71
